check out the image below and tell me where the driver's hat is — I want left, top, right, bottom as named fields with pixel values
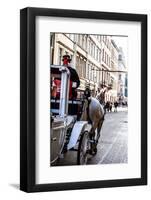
left=62, top=55, right=71, bottom=62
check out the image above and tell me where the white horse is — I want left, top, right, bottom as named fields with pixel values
left=80, top=97, right=104, bottom=145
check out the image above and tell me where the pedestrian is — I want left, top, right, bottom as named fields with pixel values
left=114, top=101, right=118, bottom=112
left=109, top=102, right=112, bottom=112
left=104, top=101, right=110, bottom=112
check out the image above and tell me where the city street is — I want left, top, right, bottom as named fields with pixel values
left=55, top=108, right=128, bottom=166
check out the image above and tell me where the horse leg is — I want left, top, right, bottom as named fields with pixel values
left=89, top=125, right=96, bottom=140
left=80, top=100, right=88, bottom=121
left=96, top=118, right=104, bottom=143
left=89, top=120, right=97, bottom=152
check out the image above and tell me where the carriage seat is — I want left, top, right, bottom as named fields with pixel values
left=51, top=99, right=82, bottom=116
left=51, top=78, right=81, bottom=116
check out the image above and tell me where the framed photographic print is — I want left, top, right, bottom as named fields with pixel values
left=20, top=7, right=147, bottom=192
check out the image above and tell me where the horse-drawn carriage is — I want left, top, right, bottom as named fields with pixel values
left=50, top=65, right=104, bottom=165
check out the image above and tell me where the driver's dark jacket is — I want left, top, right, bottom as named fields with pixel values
left=68, top=66, right=80, bottom=88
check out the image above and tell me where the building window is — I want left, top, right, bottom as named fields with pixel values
left=78, top=35, right=80, bottom=44
left=106, top=53, right=108, bottom=64
left=97, top=69, right=100, bottom=83
left=70, top=55, right=73, bottom=63
left=104, top=52, right=106, bottom=63
left=89, top=65, right=91, bottom=80
left=93, top=45, right=95, bottom=58
left=91, top=42, right=93, bottom=56
left=81, top=59, right=86, bottom=78
left=92, top=66, right=94, bottom=81
left=80, top=35, right=83, bottom=46
left=108, top=42, right=110, bottom=50
left=105, top=36, right=107, bottom=44
left=102, top=70, right=104, bottom=85
left=88, top=39, right=90, bottom=53
left=58, top=47, right=63, bottom=65
left=103, top=36, right=105, bottom=42
left=92, top=43, right=94, bottom=57
left=100, top=69, right=102, bottom=83
left=91, top=66, right=93, bottom=80
left=96, top=48, right=98, bottom=61
left=83, top=35, right=86, bottom=49
left=86, top=64, right=89, bottom=79
left=93, top=45, right=94, bottom=58
left=82, top=35, right=85, bottom=49
left=74, top=34, right=77, bottom=42
left=99, top=51, right=101, bottom=62
left=102, top=49, right=104, bottom=62
left=76, top=56, right=80, bottom=75
left=96, top=68, right=99, bottom=83
left=79, top=57, right=83, bottom=76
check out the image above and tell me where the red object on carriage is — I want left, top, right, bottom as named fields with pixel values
left=52, top=79, right=77, bottom=99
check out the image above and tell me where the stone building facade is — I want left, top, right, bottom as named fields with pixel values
left=50, top=33, right=127, bottom=102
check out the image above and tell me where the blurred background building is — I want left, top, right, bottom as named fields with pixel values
left=50, top=33, right=128, bottom=103
left=117, top=47, right=128, bottom=104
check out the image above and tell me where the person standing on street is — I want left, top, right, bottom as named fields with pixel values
left=114, top=101, right=118, bottom=112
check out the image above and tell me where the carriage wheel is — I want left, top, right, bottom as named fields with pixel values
left=77, top=131, right=90, bottom=165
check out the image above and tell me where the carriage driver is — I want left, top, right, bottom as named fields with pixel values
left=62, top=55, right=80, bottom=98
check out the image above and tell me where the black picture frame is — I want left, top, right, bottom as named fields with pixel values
left=20, top=7, right=147, bottom=192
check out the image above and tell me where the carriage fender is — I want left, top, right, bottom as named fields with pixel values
left=67, top=121, right=91, bottom=150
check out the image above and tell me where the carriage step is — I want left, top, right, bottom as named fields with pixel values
left=69, top=147, right=78, bottom=151
left=59, top=154, right=64, bottom=159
